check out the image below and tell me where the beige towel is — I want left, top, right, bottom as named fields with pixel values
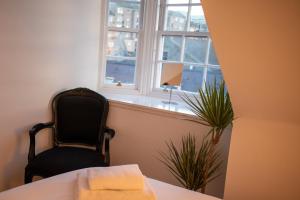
left=88, top=165, right=145, bottom=190
left=76, top=173, right=156, bottom=200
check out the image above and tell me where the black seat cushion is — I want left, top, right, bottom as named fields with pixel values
left=26, top=147, right=107, bottom=177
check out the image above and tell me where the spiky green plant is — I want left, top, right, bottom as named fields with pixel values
left=160, top=134, right=222, bottom=193
left=181, top=80, right=234, bottom=145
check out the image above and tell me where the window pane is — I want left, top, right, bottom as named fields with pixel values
left=208, top=41, right=219, bottom=65
left=162, top=36, right=182, bottom=61
left=184, top=37, right=208, bottom=63
left=189, top=6, right=208, bottom=32
left=105, top=58, right=136, bottom=84
left=181, top=65, right=204, bottom=92
left=107, top=31, right=138, bottom=57
left=165, top=6, right=188, bottom=31
left=167, top=0, right=189, bottom=4
left=191, top=0, right=201, bottom=3
left=108, top=0, right=140, bottom=29
left=206, top=67, right=223, bottom=86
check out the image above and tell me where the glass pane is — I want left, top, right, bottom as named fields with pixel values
left=105, top=58, right=136, bottom=84
left=167, top=0, right=189, bottom=4
left=165, top=6, right=188, bottom=31
left=108, top=0, right=140, bottom=29
left=162, top=36, right=182, bottom=61
left=206, top=67, right=223, bottom=86
left=184, top=37, right=208, bottom=64
left=191, top=0, right=201, bottom=3
left=208, top=41, right=219, bottom=65
left=107, top=31, right=138, bottom=57
left=189, top=6, right=208, bottom=32
left=181, top=65, right=204, bottom=92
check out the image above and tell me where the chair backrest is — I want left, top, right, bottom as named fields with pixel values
left=51, top=88, right=108, bottom=151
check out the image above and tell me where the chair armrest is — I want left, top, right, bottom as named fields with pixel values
left=28, top=122, right=54, bottom=162
left=29, top=122, right=54, bottom=136
left=104, top=127, right=116, bottom=165
left=104, top=127, right=115, bottom=139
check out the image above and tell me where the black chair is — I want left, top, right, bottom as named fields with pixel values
left=25, top=88, right=115, bottom=183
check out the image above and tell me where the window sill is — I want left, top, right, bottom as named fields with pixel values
left=101, top=92, right=197, bottom=121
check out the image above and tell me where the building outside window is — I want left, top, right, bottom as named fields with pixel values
left=104, top=0, right=142, bottom=86
left=100, top=0, right=223, bottom=96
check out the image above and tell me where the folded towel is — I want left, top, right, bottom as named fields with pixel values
left=88, top=164, right=145, bottom=190
left=76, top=173, right=156, bottom=200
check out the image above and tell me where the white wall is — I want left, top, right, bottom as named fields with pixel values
left=0, top=0, right=100, bottom=190
left=107, top=104, right=231, bottom=198
left=202, top=0, right=300, bottom=199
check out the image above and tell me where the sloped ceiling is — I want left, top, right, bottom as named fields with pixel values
left=202, top=0, right=300, bottom=124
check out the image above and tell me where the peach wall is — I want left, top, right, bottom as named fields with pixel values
left=225, top=118, right=300, bottom=200
left=0, top=0, right=100, bottom=190
left=202, top=0, right=300, bottom=199
left=160, top=63, right=183, bottom=85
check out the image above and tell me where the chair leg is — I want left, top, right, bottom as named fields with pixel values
left=24, top=169, right=33, bottom=184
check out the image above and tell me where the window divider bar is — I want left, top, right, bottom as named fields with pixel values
left=207, top=65, right=221, bottom=68
left=186, top=2, right=192, bottom=31
left=202, top=66, right=208, bottom=89
left=201, top=38, right=212, bottom=90
left=139, top=0, right=145, bottom=29
left=159, top=31, right=210, bottom=37
left=180, top=36, right=186, bottom=62
left=153, top=0, right=166, bottom=90
left=110, top=0, right=141, bottom=3
left=165, top=3, right=202, bottom=6
left=98, top=0, right=109, bottom=89
left=107, top=27, right=140, bottom=33
left=158, top=60, right=208, bottom=66
left=106, top=55, right=137, bottom=60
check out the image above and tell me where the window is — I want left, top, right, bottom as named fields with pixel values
left=103, top=0, right=143, bottom=87
left=99, top=0, right=224, bottom=96
left=154, top=0, right=223, bottom=93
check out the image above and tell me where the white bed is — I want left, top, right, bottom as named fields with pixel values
left=0, top=168, right=221, bottom=200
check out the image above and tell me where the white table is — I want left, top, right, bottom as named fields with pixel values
left=0, top=168, right=221, bottom=200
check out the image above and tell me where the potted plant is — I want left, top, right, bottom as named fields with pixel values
left=160, top=80, right=234, bottom=193
left=181, top=80, right=234, bottom=146
left=160, top=134, right=222, bottom=193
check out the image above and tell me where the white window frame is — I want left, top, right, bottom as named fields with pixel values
left=98, top=0, right=147, bottom=94
left=150, top=0, right=221, bottom=99
left=98, top=0, right=221, bottom=101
